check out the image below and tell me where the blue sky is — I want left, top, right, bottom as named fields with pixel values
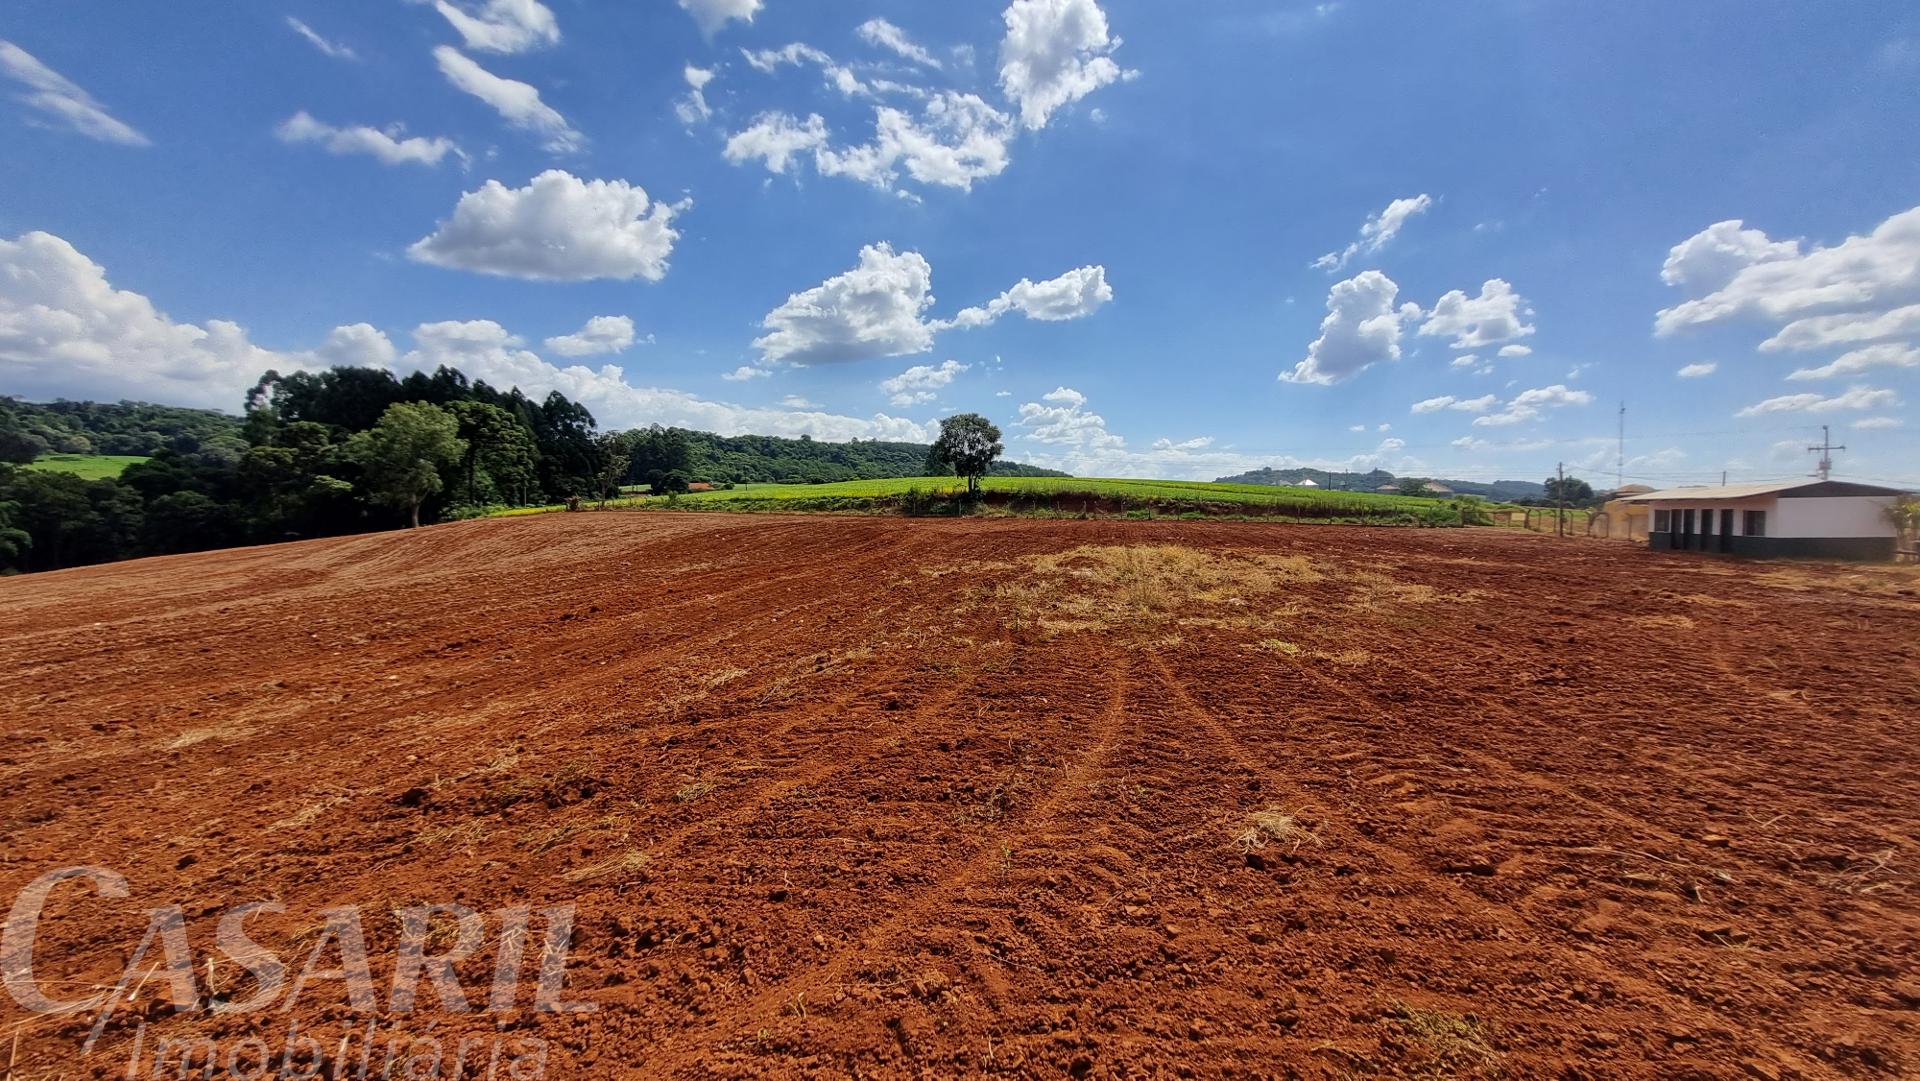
left=1, top=1, right=1916, bottom=487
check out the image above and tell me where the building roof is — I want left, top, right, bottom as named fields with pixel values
left=1623, top=479, right=1909, bottom=503
left=1612, top=484, right=1656, bottom=496
left=1298, top=478, right=1318, bottom=487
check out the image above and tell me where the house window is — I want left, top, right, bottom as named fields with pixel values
left=1743, top=510, right=1766, bottom=537
left=1682, top=509, right=1695, bottom=536
left=1654, top=509, right=1671, bottom=532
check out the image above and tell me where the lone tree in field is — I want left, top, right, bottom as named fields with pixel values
left=346, top=402, right=466, bottom=528
left=930, top=413, right=1002, bottom=496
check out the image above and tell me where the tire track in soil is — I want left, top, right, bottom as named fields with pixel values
left=9, top=522, right=942, bottom=812
left=1319, top=614, right=1920, bottom=1028
left=1137, top=649, right=1837, bottom=1075
left=618, top=664, right=990, bottom=881
left=635, top=647, right=1134, bottom=1075
left=0, top=516, right=907, bottom=728
left=1304, top=611, right=1893, bottom=894
left=4, top=519, right=1916, bottom=1079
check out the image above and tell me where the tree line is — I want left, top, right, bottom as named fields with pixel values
left=0, top=365, right=1064, bottom=574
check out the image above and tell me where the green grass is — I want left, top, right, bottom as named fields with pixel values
left=489, top=476, right=1510, bottom=526
left=25, top=454, right=151, bottom=480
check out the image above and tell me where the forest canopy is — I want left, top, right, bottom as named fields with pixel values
left=0, top=367, right=1065, bottom=573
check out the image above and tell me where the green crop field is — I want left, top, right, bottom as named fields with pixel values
left=24, top=454, right=151, bottom=480
left=488, top=476, right=1509, bottom=526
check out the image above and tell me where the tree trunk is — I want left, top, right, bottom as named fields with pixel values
left=410, top=499, right=422, bottom=529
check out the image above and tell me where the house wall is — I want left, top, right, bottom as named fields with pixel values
left=1646, top=497, right=1775, bottom=545
left=1771, top=495, right=1899, bottom=539
left=1645, top=493, right=1900, bottom=560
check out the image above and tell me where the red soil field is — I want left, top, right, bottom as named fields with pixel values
left=1, top=514, right=1916, bottom=1078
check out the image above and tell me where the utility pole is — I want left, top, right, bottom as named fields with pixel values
left=1617, top=401, right=1625, bottom=491
left=1556, top=461, right=1566, bottom=538
left=1807, top=425, right=1845, bottom=481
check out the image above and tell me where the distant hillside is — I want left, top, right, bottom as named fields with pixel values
left=1, top=397, right=246, bottom=461
left=1215, top=466, right=1544, bottom=502
left=1, top=396, right=1068, bottom=484
left=676, top=429, right=1069, bottom=485
left=1216, top=467, right=1394, bottom=490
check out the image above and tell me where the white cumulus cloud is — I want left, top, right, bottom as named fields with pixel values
left=816, top=94, right=1013, bottom=191
left=1659, top=219, right=1800, bottom=292
left=1473, top=384, right=1593, bottom=427
left=858, top=18, right=941, bottom=68
left=679, top=0, right=762, bottom=37
left=1656, top=207, right=1920, bottom=337
left=941, top=265, right=1112, bottom=328
left=1736, top=385, right=1901, bottom=417
left=402, top=319, right=933, bottom=440
left=433, top=46, right=582, bottom=153
left=1314, top=194, right=1432, bottom=271
left=741, top=43, right=874, bottom=99
left=0, top=231, right=329, bottom=408
left=1676, top=361, right=1717, bottom=378
left=998, top=0, right=1130, bottom=130
left=1759, top=304, right=1920, bottom=353
left=1017, top=385, right=1124, bottom=448
left=755, top=243, right=938, bottom=364
left=675, top=65, right=716, bottom=125
left=1410, top=394, right=1496, bottom=415
left=433, top=0, right=560, bottom=54
left=730, top=95, right=1015, bottom=193
left=1281, top=271, right=1417, bottom=385
left=544, top=315, right=638, bottom=357
left=0, top=39, right=149, bottom=146
left=1418, top=278, right=1535, bottom=349
left=724, top=112, right=831, bottom=173
left=275, top=112, right=462, bottom=167
left=880, top=359, right=968, bottom=405
left=1784, top=343, right=1918, bottom=381
left=754, top=246, right=1109, bottom=365
left=409, top=170, right=687, bottom=282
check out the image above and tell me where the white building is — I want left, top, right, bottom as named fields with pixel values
left=1623, top=480, right=1907, bottom=561
left=1298, top=478, right=1319, bottom=488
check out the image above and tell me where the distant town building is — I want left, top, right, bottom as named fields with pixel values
left=1297, top=478, right=1319, bottom=488
left=1623, top=480, right=1907, bottom=561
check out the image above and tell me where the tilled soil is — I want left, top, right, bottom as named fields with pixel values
left=1, top=514, right=1916, bottom=1079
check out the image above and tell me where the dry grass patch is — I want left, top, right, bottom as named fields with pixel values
left=416, top=819, right=489, bottom=853
left=1679, top=593, right=1758, bottom=609
left=1754, top=563, right=1920, bottom=603
left=1234, top=808, right=1321, bottom=855
left=988, top=545, right=1326, bottom=634
left=1632, top=613, right=1696, bottom=630
left=702, top=667, right=748, bottom=688
left=564, top=849, right=650, bottom=883
left=163, top=724, right=252, bottom=751
left=1387, top=1002, right=1501, bottom=1075
left=674, top=780, right=714, bottom=803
